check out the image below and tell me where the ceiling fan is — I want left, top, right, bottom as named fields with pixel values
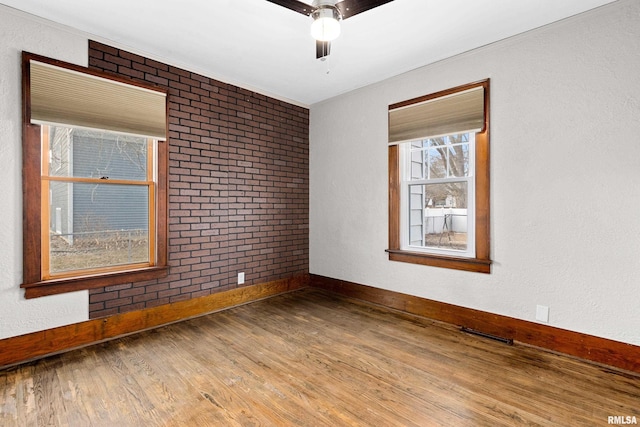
left=266, top=0, right=394, bottom=59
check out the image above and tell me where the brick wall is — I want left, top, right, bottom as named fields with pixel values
left=87, top=41, right=309, bottom=318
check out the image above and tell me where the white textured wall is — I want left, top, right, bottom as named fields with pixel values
left=310, top=0, right=640, bottom=346
left=0, top=6, right=88, bottom=340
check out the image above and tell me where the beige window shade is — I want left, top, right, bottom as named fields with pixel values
left=29, top=60, right=167, bottom=140
left=389, top=86, right=484, bottom=145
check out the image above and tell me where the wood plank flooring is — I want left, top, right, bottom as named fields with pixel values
left=1, top=288, right=638, bottom=426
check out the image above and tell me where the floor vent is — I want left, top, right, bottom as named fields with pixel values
left=461, top=327, right=514, bottom=345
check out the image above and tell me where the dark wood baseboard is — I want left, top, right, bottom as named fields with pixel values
left=0, top=274, right=309, bottom=369
left=310, top=274, right=640, bottom=374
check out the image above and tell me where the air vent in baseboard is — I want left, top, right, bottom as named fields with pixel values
left=461, top=327, right=514, bottom=345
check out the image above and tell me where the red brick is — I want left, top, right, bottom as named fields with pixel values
left=87, top=41, right=308, bottom=317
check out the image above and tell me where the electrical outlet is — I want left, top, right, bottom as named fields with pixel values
left=536, top=305, right=549, bottom=323
left=238, top=272, right=245, bottom=285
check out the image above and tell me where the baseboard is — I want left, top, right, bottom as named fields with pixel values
left=0, top=274, right=309, bottom=369
left=309, top=274, right=640, bottom=374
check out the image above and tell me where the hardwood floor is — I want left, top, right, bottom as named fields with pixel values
left=1, top=289, right=638, bottom=426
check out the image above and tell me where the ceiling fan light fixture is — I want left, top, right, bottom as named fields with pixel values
left=310, top=6, right=341, bottom=41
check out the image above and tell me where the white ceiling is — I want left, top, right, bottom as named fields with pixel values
left=1, top=0, right=618, bottom=106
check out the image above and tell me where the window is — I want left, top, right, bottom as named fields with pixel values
left=21, top=52, right=169, bottom=298
left=402, top=133, right=475, bottom=257
left=44, top=126, right=155, bottom=275
left=387, top=80, right=491, bottom=273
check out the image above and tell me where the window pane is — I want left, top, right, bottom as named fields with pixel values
left=409, top=182, right=468, bottom=251
left=409, top=185, right=425, bottom=246
left=408, top=134, right=470, bottom=181
left=428, top=148, right=446, bottom=179
left=409, top=141, right=425, bottom=180
left=424, top=134, right=470, bottom=179
left=49, top=181, right=149, bottom=273
left=446, top=134, right=470, bottom=178
left=48, top=126, right=148, bottom=181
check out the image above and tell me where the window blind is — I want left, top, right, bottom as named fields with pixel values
left=29, top=60, right=167, bottom=140
left=389, top=86, right=485, bottom=145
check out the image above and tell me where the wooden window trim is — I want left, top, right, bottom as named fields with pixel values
left=20, top=52, right=169, bottom=298
left=387, top=80, right=491, bottom=274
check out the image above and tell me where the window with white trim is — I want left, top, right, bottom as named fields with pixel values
left=387, top=80, right=491, bottom=273
left=401, top=132, right=475, bottom=257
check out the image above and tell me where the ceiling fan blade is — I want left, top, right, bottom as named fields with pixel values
left=335, top=0, right=394, bottom=19
left=265, top=0, right=315, bottom=16
left=316, top=40, right=331, bottom=59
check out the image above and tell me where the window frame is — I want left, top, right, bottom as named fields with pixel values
left=400, top=133, right=476, bottom=258
left=387, top=80, right=491, bottom=273
left=41, top=125, right=157, bottom=279
left=21, top=52, right=169, bottom=298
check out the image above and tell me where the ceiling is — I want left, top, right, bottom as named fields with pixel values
left=1, top=0, right=618, bottom=106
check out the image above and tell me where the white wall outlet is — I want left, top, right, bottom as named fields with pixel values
left=536, top=305, right=549, bottom=323
left=238, top=272, right=245, bottom=285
